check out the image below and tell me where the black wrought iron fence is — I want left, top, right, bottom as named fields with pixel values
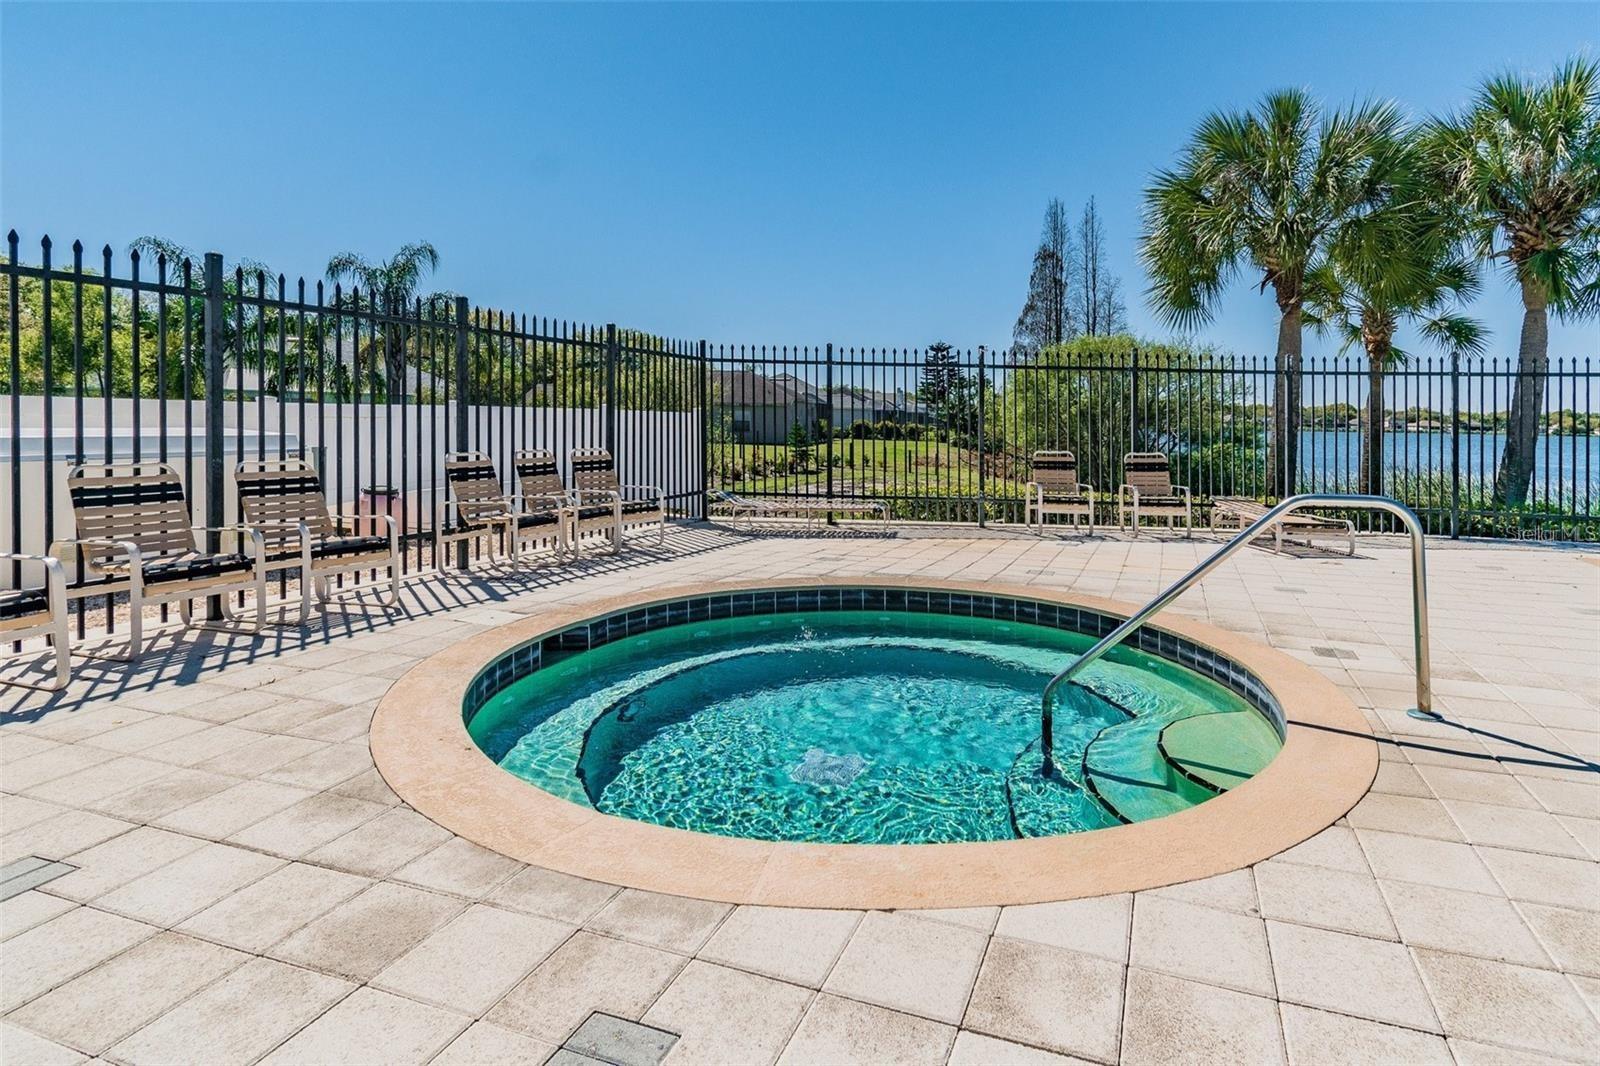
left=2, top=231, right=705, bottom=630
left=5, top=226, right=1598, bottom=634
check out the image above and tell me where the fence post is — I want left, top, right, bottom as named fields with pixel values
left=1450, top=349, right=1462, bottom=539
left=203, top=252, right=226, bottom=620
left=604, top=323, right=619, bottom=455
left=698, top=340, right=709, bottom=520
left=1128, top=345, right=1141, bottom=454
left=976, top=346, right=987, bottom=528
left=453, top=296, right=470, bottom=569
left=825, top=343, right=835, bottom=523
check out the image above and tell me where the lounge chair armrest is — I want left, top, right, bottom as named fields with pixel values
left=1079, top=483, right=1096, bottom=496
left=1119, top=484, right=1138, bottom=501
left=192, top=524, right=267, bottom=561
left=50, top=537, right=145, bottom=575
left=1173, top=485, right=1192, bottom=500
left=575, top=488, right=622, bottom=505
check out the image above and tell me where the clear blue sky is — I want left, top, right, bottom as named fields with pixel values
left=2, top=2, right=1594, bottom=361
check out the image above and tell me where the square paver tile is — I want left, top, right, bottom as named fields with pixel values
left=88, top=768, right=240, bottom=822
left=823, top=910, right=988, bottom=1024
left=1130, top=894, right=1274, bottom=996
left=1345, top=793, right=1465, bottom=841
left=643, top=960, right=810, bottom=1066
left=1274, top=825, right=1371, bottom=875
left=154, top=779, right=315, bottom=839
left=1, top=905, right=156, bottom=1012
left=258, top=741, right=374, bottom=790
left=108, top=956, right=353, bottom=1066
left=1443, top=798, right=1592, bottom=857
left=374, top=902, right=573, bottom=1014
left=1355, top=829, right=1500, bottom=895
left=586, top=888, right=732, bottom=954
left=225, top=792, right=390, bottom=859
left=1477, top=845, right=1600, bottom=909
left=177, top=861, right=372, bottom=953
left=302, top=806, right=454, bottom=877
left=270, top=880, right=463, bottom=981
left=259, top=986, right=468, bottom=1066
left=1267, top=920, right=1438, bottom=1032
left=776, top=994, right=953, bottom=1066
left=392, top=836, right=524, bottom=898
left=996, top=893, right=1131, bottom=962
left=1414, top=947, right=1600, bottom=1062
left=1517, top=902, right=1600, bottom=977
left=1, top=809, right=134, bottom=866
left=698, top=905, right=861, bottom=988
left=93, top=841, right=282, bottom=927
left=489, top=865, right=619, bottom=924
left=1381, top=881, right=1553, bottom=968
left=963, top=937, right=1123, bottom=1063
left=486, top=930, right=686, bottom=1043
left=1254, top=860, right=1396, bottom=940
left=1280, top=1003, right=1451, bottom=1065
left=7, top=931, right=249, bottom=1053
left=1120, top=968, right=1285, bottom=1065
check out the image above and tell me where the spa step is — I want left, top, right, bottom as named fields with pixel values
left=1004, top=739, right=1120, bottom=838
left=1158, top=711, right=1281, bottom=793
left=1081, top=712, right=1215, bottom=824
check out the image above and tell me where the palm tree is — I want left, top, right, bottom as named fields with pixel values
left=1142, top=90, right=1407, bottom=497
left=1428, top=58, right=1600, bottom=507
left=1306, top=145, right=1487, bottom=494
left=324, top=241, right=443, bottom=400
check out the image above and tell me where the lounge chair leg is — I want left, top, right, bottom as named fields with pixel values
left=50, top=608, right=71, bottom=691
left=253, top=575, right=267, bottom=634
left=126, top=585, right=144, bottom=663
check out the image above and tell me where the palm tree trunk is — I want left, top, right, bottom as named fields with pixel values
left=1493, top=273, right=1549, bottom=506
left=1270, top=304, right=1303, bottom=498
left=1361, top=354, right=1386, bottom=496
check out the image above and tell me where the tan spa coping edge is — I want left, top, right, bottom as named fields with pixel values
left=370, top=577, right=1376, bottom=909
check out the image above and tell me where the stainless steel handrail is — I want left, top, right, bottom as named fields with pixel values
left=1040, top=493, right=1431, bottom=774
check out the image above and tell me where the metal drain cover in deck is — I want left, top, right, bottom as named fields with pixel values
left=561, top=1013, right=677, bottom=1066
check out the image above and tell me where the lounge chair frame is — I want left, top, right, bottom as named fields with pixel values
left=1118, top=452, right=1192, bottom=537
left=436, top=452, right=522, bottom=568
left=0, top=552, right=71, bottom=691
left=1024, top=451, right=1095, bottom=534
left=234, top=458, right=402, bottom=622
left=511, top=449, right=585, bottom=558
left=569, top=448, right=665, bottom=552
left=1210, top=496, right=1356, bottom=556
left=52, top=461, right=267, bottom=661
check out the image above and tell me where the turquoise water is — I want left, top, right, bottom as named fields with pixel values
left=468, top=610, right=1271, bottom=844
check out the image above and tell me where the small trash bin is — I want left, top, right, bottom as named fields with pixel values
left=359, top=485, right=405, bottom=530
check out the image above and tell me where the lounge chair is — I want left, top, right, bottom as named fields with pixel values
left=1024, top=451, right=1095, bottom=534
left=437, top=452, right=541, bottom=568
left=233, top=458, right=402, bottom=621
left=1118, top=452, right=1192, bottom=537
left=569, top=448, right=665, bottom=551
left=52, top=462, right=267, bottom=661
left=512, top=449, right=593, bottom=557
left=1210, top=496, right=1355, bottom=556
left=0, top=553, right=70, bottom=691
left=708, top=490, right=889, bottom=528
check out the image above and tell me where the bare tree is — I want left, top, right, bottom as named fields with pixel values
left=1075, top=197, right=1128, bottom=336
left=1012, top=199, right=1075, bottom=354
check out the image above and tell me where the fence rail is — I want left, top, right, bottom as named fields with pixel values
left=4, top=229, right=1597, bottom=617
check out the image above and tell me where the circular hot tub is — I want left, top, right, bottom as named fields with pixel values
left=372, top=579, right=1376, bottom=907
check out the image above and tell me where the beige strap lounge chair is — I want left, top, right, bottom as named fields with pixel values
left=52, top=462, right=267, bottom=661
left=708, top=490, right=889, bottom=528
left=1210, top=496, right=1355, bottom=556
left=234, top=458, right=402, bottom=621
left=437, top=452, right=523, bottom=567
left=0, top=552, right=70, bottom=691
left=569, top=448, right=665, bottom=551
left=1025, top=451, right=1095, bottom=534
left=511, top=449, right=588, bottom=557
left=1118, top=452, right=1192, bottom=537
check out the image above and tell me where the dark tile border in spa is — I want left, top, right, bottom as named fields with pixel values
left=370, top=578, right=1377, bottom=909
left=461, top=586, right=1285, bottom=740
